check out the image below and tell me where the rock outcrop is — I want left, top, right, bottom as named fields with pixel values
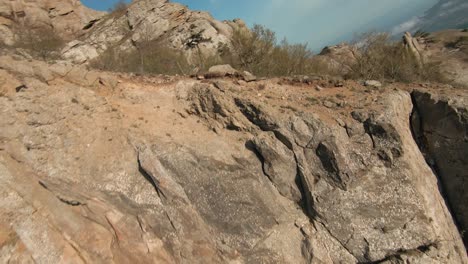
left=398, top=30, right=468, bottom=87
left=411, top=89, right=468, bottom=247
left=0, top=0, right=105, bottom=45
left=403, top=32, right=426, bottom=67
left=61, top=0, right=248, bottom=63
left=0, top=55, right=466, bottom=263
left=314, top=43, right=359, bottom=75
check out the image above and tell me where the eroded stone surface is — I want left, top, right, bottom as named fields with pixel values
left=0, top=56, right=467, bottom=263
left=412, top=89, right=468, bottom=247
left=0, top=0, right=104, bottom=44
left=61, top=0, right=248, bottom=63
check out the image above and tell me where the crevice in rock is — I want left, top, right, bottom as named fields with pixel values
left=409, top=91, right=465, bottom=247
left=246, top=136, right=314, bottom=219
left=82, top=19, right=100, bottom=30
left=137, top=154, right=166, bottom=199
left=62, top=235, right=88, bottom=264
left=38, top=180, right=85, bottom=206
left=273, top=130, right=294, bottom=151
left=410, top=93, right=437, bottom=174
left=105, top=215, right=121, bottom=246
left=165, top=211, right=177, bottom=232
left=57, top=197, right=84, bottom=206
left=59, top=10, right=74, bottom=16
left=294, top=155, right=317, bottom=220
left=358, top=242, right=436, bottom=264
left=234, top=98, right=277, bottom=131
left=314, top=220, right=357, bottom=261
left=245, top=140, right=270, bottom=180
left=236, top=98, right=317, bottom=220
left=315, top=142, right=347, bottom=191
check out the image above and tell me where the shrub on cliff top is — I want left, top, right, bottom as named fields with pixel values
left=348, top=32, right=446, bottom=83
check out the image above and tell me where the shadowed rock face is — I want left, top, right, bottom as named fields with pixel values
left=411, top=90, right=468, bottom=247
left=0, top=55, right=467, bottom=263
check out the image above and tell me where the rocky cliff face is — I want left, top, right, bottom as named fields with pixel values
left=0, top=0, right=467, bottom=263
left=61, top=0, right=248, bottom=64
left=404, top=30, right=468, bottom=87
left=0, top=55, right=467, bottom=263
left=411, top=89, right=468, bottom=247
left=0, top=0, right=104, bottom=45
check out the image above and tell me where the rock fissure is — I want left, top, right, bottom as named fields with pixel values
left=315, top=220, right=358, bottom=261
left=358, top=242, right=437, bottom=264
left=38, top=180, right=85, bottom=207
left=410, top=90, right=468, bottom=248
left=137, top=153, right=167, bottom=199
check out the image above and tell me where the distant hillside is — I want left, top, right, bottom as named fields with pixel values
left=393, top=0, right=468, bottom=34
left=422, top=0, right=468, bottom=30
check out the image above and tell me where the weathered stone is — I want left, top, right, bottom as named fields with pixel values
left=314, top=43, right=358, bottom=75
left=251, top=132, right=301, bottom=201
left=62, top=0, right=249, bottom=63
left=0, top=0, right=104, bottom=45
left=0, top=31, right=467, bottom=264
left=242, top=71, right=257, bottom=82
left=208, top=64, right=238, bottom=76
left=412, top=89, right=468, bottom=247
left=364, top=80, right=382, bottom=88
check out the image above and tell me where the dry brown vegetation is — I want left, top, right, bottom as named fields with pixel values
left=108, top=0, right=128, bottom=17
left=221, top=24, right=314, bottom=77
left=348, top=32, right=446, bottom=83
left=90, top=39, right=191, bottom=75
left=14, top=25, right=65, bottom=60
left=89, top=22, right=449, bottom=84
left=446, top=35, right=468, bottom=55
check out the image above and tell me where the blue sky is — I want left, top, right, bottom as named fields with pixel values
left=80, top=0, right=437, bottom=51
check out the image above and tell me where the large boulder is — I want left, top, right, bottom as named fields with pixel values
left=313, top=43, right=359, bottom=75
left=208, top=64, right=238, bottom=76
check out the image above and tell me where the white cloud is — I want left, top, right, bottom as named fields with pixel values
left=441, top=1, right=455, bottom=8
left=391, top=16, right=421, bottom=35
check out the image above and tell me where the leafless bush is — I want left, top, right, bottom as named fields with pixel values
left=224, top=24, right=315, bottom=77
left=90, top=39, right=191, bottom=75
left=14, top=25, right=65, bottom=61
left=227, top=24, right=276, bottom=74
left=108, top=0, right=128, bottom=17
left=348, top=32, right=445, bottom=83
